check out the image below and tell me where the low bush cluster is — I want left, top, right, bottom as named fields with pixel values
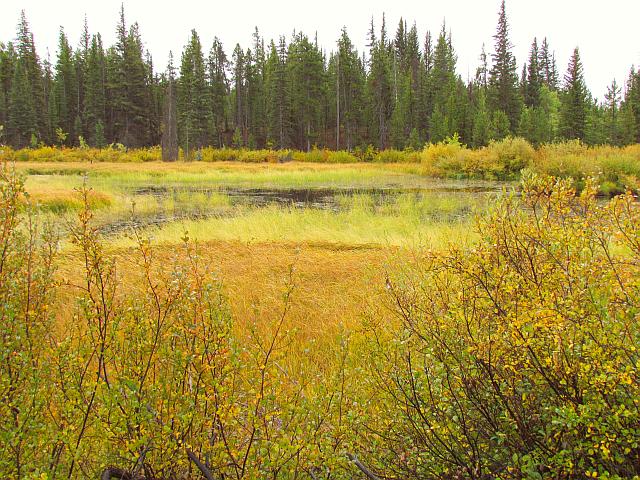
left=421, top=135, right=536, bottom=180
left=2, top=140, right=640, bottom=195
left=361, top=174, right=640, bottom=479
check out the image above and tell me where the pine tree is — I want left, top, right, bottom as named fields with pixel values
left=231, top=44, right=245, bottom=146
left=604, top=78, right=621, bottom=145
left=208, top=37, right=229, bottom=147
left=74, top=16, right=90, bottom=139
left=488, top=0, right=521, bottom=132
left=623, top=68, right=640, bottom=143
left=83, top=34, right=106, bottom=146
left=472, top=87, right=490, bottom=146
left=14, top=11, right=47, bottom=143
left=177, top=29, right=211, bottom=154
left=366, top=17, right=392, bottom=149
left=287, top=33, right=324, bottom=150
left=427, top=25, right=459, bottom=142
left=106, top=6, right=153, bottom=147
left=264, top=37, right=290, bottom=149
left=52, top=28, right=77, bottom=144
left=559, top=47, right=589, bottom=140
left=524, top=38, right=541, bottom=108
left=539, top=38, right=558, bottom=90
left=0, top=42, right=16, bottom=131
left=334, top=28, right=365, bottom=150
left=7, top=58, right=36, bottom=146
left=162, top=52, right=178, bottom=160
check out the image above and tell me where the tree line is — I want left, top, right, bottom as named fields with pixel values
left=1, top=1, right=639, bottom=152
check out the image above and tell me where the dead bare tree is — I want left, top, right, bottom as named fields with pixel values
left=161, top=60, right=178, bottom=161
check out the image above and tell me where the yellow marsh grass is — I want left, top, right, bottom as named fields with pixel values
left=15, top=160, right=430, bottom=189
left=111, top=204, right=476, bottom=248
left=55, top=240, right=399, bottom=371
left=22, top=188, right=112, bottom=213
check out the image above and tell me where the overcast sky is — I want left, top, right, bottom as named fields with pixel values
left=1, top=0, right=639, bottom=99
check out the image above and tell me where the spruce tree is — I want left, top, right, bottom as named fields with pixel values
left=52, top=28, right=77, bottom=144
left=488, top=0, right=521, bottom=132
left=539, top=38, right=559, bottom=90
left=524, top=38, right=541, bottom=108
left=604, top=79, right=621, bottom=145
left=334, top=28, right=365, bottom=150
left=7, top=59, right=36, bottom=147
left=559, top=47, right=589, bottom=140
left=208, top=37, right=229, bottom=147
left=264, top=38, right=290, bottom=149
left=287, top=33, right=324, bottom=150
left=231, top=44, right=245, bottom=146
left=623, top=68, right=640, bottom=143
left=15, top=11, right=47, bottom=143
left=366, top=17, right=392, bottom=149
left=83, top=34, right=106, bottom=146
left=177, top=29, right=210, bottom=154
left=0, top=42, right=15, bottom=131
left=161, top=52, right=178, bottom=161
left=427, top=25, right=458, bottom=142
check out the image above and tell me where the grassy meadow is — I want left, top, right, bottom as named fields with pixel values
left=3, top=147, right=640, bottom=479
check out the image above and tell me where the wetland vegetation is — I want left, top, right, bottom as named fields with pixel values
left=2, top=0, right=640, bottom=477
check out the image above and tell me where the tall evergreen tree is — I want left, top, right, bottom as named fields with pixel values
left=488, top=0, right=521, bottom=132
left=231, top=44, right=245, bottom=146
left=366, top=17, right=392, bottom=149
left=604, top=78, right=621, bottom=145
left=264, top=37, right=290, bottom=149
left=0, top=42, right=14, bottom=130
left=287, top=33, right=324, bottom=150
left=14, top=11, right=47, bottom=143
left=83, top=34, right=106, bottom=146
left=623, top=68, right=640, bottom=143
left=559, top=47, right=589, bottom=140
left=161, top=52, right=178, bottom=161
left=333, top=28, right=365, bottom=150
left=524, top=38, right=541, bottom=108
left=7, top=58, right=36, bottom=146
left=106, top=6, right=153, bottom=146
left=52, top=28, right=77, bottom=144
left=177, top=29, right=210, bottom=154
left=539, top=37, right=559, bottom=90
left=208, top=37, right=229, bottom=147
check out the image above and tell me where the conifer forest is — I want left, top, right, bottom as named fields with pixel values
left=1, top=3, right=639, bottom=151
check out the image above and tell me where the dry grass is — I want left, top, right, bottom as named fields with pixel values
left=55, top=240, right=399, bottom=370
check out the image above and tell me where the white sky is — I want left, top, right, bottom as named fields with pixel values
left=2, top=0, right=639, bottom=100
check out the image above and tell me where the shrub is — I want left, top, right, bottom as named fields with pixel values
left=375, top=149, right=420, bottom=163
left=483, top=136, right=535, bottom=178
left=364, top=174, right=640, bottom=479
left=326, top=150, right=359, bottom=163
left=421, top=133, right=466, bottom=169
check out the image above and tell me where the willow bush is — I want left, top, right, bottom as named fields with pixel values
left=0, top=166, right=354, bottom=479
left=361, top=174, right=640, bottom=479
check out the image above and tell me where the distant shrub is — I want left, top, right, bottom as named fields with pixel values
left=421, top=133, right=466, bottom=168
left=326, top=150, right=359, bottom=163
left=482, top=137, right=536, bottom=179
left=533, top=141, right=640, bottom=195
left=238, top=149, right=272, bottom=162
left=294, top=148, right=329, bottom=163
left=200, top=147, right=240, bottom=162
left=375, top=149, right=419, bottom=163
